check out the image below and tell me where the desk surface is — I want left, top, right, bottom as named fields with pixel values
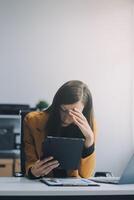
left=0, top=177, right=134, bottom=196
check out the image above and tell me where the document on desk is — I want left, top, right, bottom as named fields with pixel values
left=40, top=178, right=100, bottom=186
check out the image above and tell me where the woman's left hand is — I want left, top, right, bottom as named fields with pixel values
left=69, top=108, right=94, bottom=148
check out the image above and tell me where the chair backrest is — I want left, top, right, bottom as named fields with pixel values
left=20, top=110, right=30, bottom=175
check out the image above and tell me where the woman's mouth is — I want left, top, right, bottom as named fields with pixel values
left=61, top=122, right=68, bottom=126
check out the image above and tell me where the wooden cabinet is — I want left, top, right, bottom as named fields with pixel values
left=0, top=158, right=20, bottom=177
left=0, top=159, right=13, bottom=177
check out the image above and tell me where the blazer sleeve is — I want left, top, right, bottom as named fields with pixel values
left=23, top=114, right=38, bottom=175
left=67, top=119, right=97, bottom=178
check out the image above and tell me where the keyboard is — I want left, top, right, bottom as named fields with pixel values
left=90, top=177, right=120, bottom=184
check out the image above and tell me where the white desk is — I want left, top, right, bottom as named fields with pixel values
left=0, top=177, right=134, bottom=200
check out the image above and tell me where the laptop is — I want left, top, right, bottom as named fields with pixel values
left=91, top=154, right=134, bottom=184
left=41, top=136, right=84, bottom=170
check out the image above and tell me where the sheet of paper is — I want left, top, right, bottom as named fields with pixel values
left=41, top=178, right=100, bottom=186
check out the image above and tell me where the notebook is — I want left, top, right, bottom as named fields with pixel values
left=40, top=177, right=100, bottom=186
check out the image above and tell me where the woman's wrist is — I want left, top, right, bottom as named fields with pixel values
left=84, top=134, right=94, bottom=148
left=31, top=166, right=41, bottom=178
left=28, top=167, right=40, bottom=179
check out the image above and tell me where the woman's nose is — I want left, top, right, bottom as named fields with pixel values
left=63, top=115, right=68, bottom=121
left=64, top=115, right=72, bottom=122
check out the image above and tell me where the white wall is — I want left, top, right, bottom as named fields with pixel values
left=0, top=0, right=133, bottom=176
left=132, top=0, right=134, bottom=153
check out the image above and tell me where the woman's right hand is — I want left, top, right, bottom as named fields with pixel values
left=31, top=157, right=59, bottom=177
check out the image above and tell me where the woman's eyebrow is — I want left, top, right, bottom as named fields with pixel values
left=60, top=107, right=70, bottom=112
left=60, top=107, right=66, bottom=111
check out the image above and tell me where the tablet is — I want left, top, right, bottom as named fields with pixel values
left=42, top=136, right=84, bottom=170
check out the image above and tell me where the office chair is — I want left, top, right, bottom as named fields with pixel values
left=20, top=110, right=31, bottom=175
left=14, top=110, right=31, bottom=177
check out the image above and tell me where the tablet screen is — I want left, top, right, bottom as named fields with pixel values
left=42, top=136, right=84, bottom=170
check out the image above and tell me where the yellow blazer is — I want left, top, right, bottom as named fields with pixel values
left=23, top=111, right=97, bottom=178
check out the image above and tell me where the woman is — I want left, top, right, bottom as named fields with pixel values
left=24, top=80, right=97, bottom=178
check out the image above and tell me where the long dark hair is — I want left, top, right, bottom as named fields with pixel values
left=45, top=80, right=94, bottom=136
